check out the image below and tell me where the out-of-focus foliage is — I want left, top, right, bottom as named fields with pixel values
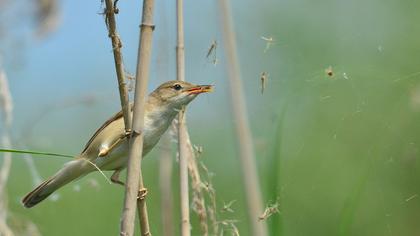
left=2, top=0, right=420, bottom=235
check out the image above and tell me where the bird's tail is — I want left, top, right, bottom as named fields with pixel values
left=22, top=159, right=91, bottom=208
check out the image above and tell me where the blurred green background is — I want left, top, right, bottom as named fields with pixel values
left=2, top=0, right=420, bottom=235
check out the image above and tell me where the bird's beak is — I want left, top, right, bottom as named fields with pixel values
left=185, top=85, right=214, bottom=95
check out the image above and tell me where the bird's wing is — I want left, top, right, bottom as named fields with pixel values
left=97, top=132, right=128, bottom=157
left=80, top=110, right=124, bottom=155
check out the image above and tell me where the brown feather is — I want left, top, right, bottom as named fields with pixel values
left=22, top=178, right=54, bottom=208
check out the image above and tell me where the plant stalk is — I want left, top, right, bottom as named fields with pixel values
left=217, top=0, right=268, bottom=235
left=159, top=134, right=174, bottom=236
left=120, top=0, right=155, bottom=235
left=176, top=0, right=191, bottom=235
left=104, top=0, right=131, bottom=132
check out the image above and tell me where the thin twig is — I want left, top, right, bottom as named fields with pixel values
left=176, top=0, right=191, bottom=235
left=104, top=0, right=131, bottom=133
left=217, top=0, right=268, bottom=235
left=172, top=118, right=209, bottom=235
left=80, top=158, right=112, bottom=185
left=199, top=162, right=218, bottom=235
left=258, top=200, right=280, bottom=221
left=120, top=0, right=155, bottom=235
left=185, top=135, right=208, bottom=236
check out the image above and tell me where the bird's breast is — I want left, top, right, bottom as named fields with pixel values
left=142, top=111, right=174, bottom=152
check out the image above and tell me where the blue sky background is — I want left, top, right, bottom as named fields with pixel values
left=4, top=0, right=278, bottom=153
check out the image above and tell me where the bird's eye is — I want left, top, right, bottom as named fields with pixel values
left=173, top=84, right=182, bottom=91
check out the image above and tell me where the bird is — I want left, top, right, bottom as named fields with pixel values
left=22, top=80, right=213, bottom=208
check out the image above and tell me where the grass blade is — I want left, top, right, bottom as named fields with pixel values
left=0, top=148, right=74, bottom=158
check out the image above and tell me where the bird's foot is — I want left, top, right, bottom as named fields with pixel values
left=110, top=169, right=125, bottom=186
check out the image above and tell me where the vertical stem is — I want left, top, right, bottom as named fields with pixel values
left=120, top=0, right=155, bottom=236
left=0, top=67, right=14, bottom=236
left=159, top=134, right=174, bottom=236
left=176, top=0, right=185, bottom=83
left=104, top=0, right=131, bottom=132
left=176, top=0, right=191, bottom=235
left=178, top=113, right=191, bottom=236
left=185, top=133, right=208, bottom=236
left=217, top=0, right=268, bottom=235
left=157, top=5, right=173, bottom=234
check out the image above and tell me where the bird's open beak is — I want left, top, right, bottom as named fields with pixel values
left=186, top=85, right=214, bottom=95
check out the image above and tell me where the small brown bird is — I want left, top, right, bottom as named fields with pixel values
left=22, top=80, right=213, bottom=208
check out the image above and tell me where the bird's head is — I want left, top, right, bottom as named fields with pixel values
left=149, top=80, right=213, bottom=110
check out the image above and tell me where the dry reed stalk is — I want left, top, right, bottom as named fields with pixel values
left=170, top=119, right=209, bottom=235
left=185, top=136, right=208, bottom=236
left=120, top=0, right=155, bottom=235
left=198, top=161, right=219, bottom=235
left=104, top=0, right=131, bottom=132
left=159, top=134, right=174, bottom=236
left=0, top=67, right=13, bottom=236
left=178, top=111, right=191, bottom=236
left=0, top=136, right=12, bottom=236
left=217, top=0, right=268, bottom=235
left=175, top=0, right=191, bottom=235
left=156, top=7, right=173, bottom=235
